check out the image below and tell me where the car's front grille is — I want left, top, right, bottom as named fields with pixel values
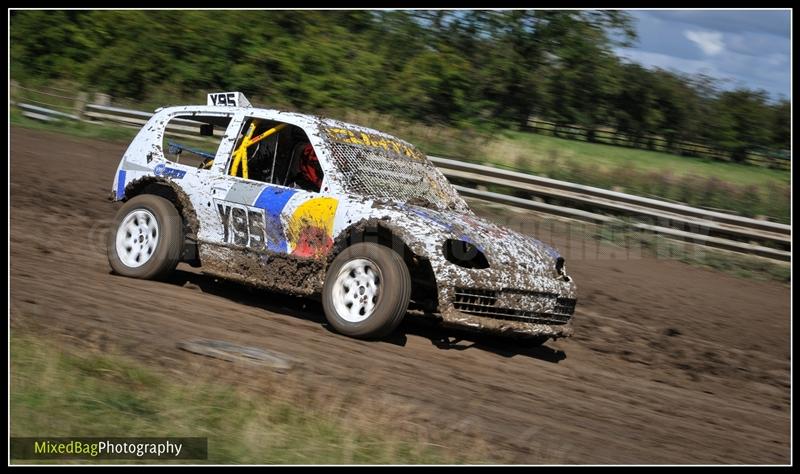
left=453, top=287, right=574, bottom=325
left=452, top=288, right=498, bottom=306
left=555, top=297, right=577, bottom=315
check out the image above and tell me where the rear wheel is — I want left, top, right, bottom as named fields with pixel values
left=322, top=243, right=411, bottom=339
left=107, top=194, right=183, bottom=280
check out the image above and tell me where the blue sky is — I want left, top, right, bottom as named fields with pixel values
left=615, top=10, right=791, bottom=101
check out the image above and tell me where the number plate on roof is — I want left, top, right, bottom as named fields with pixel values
left=207, top=92, right=251, bottom=107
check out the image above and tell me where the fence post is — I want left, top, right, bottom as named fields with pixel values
left=74, top=91, right=88, bottom=120
left=94, top=92, right=111, bottom=107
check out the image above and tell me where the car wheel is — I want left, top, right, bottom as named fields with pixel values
left=322, top=243, right=411, bottom=339
left=107, top=194, right=183, bottom=280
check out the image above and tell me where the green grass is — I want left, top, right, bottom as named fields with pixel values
left=478, top=131, right=789, bottom=223
left=326, top=110, right=789, bottom=188
left=10, top=109, right=140, bottom=143
left=10, top=333, right=487, bottom=464
left=499, top=131, right=789, bottom=188
left=327, top=110, right=789, bottom=221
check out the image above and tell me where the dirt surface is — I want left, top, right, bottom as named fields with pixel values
left=10, top=127, right=790, bottom=464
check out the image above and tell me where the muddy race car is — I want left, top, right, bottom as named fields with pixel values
left=107, top=92, right=577, bottom=342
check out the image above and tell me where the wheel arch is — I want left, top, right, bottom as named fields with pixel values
left=329, top=218, right=439, bottom=312
left=123, top=177, right=200, bottom=265
left=123, top=177, right=199, bottom=239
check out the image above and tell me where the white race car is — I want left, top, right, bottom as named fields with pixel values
left=108, top=92, right=577, bottom=341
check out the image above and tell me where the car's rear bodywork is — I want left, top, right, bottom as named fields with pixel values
left=111, top=94, right=577, bottom=339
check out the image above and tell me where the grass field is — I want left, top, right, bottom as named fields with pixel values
left=496, top=131, right=790, bottom=188
left=10, top=332, right=488, bottom=464
left=337, top=112, right=790, bottom=223
left=326, top=110, right=790, bottom=187
left=10, top=109, right=141, bottom=143
left=486, top=132, right=790, bottom=223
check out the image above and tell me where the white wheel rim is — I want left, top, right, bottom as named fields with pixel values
left=331, top=258, right=382, bottom=323
left=115, top=209, right=159, bottom=268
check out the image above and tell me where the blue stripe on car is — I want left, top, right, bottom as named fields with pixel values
left=405, top=206, right=484, bottom=251
left=116, top=170, right=127, bottom=199
left=253, top=186, right=298, bottom=252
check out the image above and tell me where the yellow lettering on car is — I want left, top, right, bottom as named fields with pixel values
left=324, top=127, right=426, bottom=161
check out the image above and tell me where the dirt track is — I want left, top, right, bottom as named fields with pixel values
left=10, top=127, right=790, bottom=464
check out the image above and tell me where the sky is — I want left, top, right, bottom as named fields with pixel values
left=614, top=9, right=791, bottom=101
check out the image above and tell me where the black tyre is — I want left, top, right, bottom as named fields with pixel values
left=322, top=243, right=411, bottom=339
left=107, top=194, right=183, bottom=280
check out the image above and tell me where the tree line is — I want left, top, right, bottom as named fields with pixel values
left=10, top=10, right=790, bottom=160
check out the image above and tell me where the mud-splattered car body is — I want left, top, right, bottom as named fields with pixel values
left=111, top=93, right=577, bottom=339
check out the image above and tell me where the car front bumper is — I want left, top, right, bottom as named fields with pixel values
left=434, top=266, right=577, bottom=339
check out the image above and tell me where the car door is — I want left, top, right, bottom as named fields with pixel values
left=207, top=116, right=339, bottom=262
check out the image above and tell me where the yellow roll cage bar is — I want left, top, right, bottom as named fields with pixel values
left=229, top=121, right=287, bottom=180
left=201, top=120, right=287, bottom=179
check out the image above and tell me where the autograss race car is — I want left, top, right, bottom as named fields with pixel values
left=107, top=92, right=577, bottom=342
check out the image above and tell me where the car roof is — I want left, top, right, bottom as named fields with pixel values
left=157, top=105, right=413, bottom=145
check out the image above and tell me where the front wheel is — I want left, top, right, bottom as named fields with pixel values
left=322, top=243, right=411, bottom=339
left=107, top=194, right=184, bottom=280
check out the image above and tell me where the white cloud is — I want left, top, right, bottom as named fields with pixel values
left=684, top=30, right=725, bottom=56
left=620, top=12, right=790, bottom=99
left=764, top=52, right=787, bottom=67
left=647, top=10, right=790, bottom=38
left=615, top=47, right=790, bottom=100
left=616, top=48, right=721, bottom=78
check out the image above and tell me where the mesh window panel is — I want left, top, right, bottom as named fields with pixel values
left=327, top=142, right=462, bottom=208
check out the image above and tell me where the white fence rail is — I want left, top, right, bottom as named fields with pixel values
left=12, top=99, right=790, bottom=262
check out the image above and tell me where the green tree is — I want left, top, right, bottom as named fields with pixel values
left=609, top=62, right=662, bottom=147
left=648, top=69, right=701, bottom=151
left=711, top=89, right=774, bottom=162
left=771, top=99, right=790, bottom=150
left=9, top=9, right=787, bottom=159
